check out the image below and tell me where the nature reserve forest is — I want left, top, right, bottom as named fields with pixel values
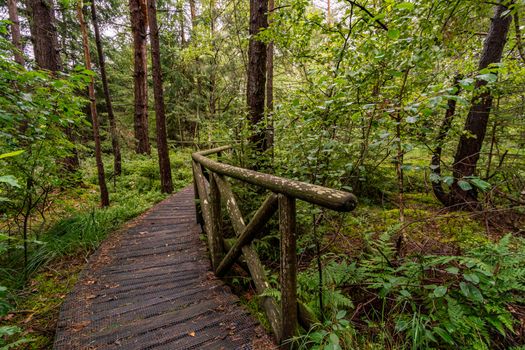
left=0, top=0, right=525, bottom=348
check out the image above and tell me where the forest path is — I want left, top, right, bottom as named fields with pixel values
left=53, top=186, right=272, bottom=349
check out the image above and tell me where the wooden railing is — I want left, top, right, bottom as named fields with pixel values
left=192, top=146, right=357, bottom=348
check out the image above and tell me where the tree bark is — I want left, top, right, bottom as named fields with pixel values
left=147, top=0, right=174, bottom=193
left=78, top=1, right=110, bottom=207
left=178, top=2, right=186, bottom=46
left=450, top=4, right=512, bottom=207
left=90, top=0, right=122, bottom=176
left=246, top=0, right=268, bottom=156
left=7, top=0, right=24, bottom=65
left=27, top=0, right=62, bottom=71
left=130, top=0, right=151, bottom=154
left=431, top=75, right=461, bottom=206
left=189, top=0, right=196, bottom=28
left=27, top=0, right=80, bottom=172
left=265, top=0, right=274, bottom=153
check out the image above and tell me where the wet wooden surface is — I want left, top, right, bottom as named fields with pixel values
left=54, top=187, right=273, bottom=349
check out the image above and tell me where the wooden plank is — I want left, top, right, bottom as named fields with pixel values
left=215, top=193, right=278, bottom=277
left=279, top=194, right=297, bottom=346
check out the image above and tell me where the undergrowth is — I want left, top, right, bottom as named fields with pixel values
left=289, top=230, right=525, bottom=350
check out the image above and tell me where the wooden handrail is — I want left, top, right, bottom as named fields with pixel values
left=191, top=145, right=358, bottom=348
left=192, top=146, right=357, bottom=212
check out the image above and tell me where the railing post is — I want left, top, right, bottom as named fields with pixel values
left=209, top=174, right=224, bottom=271
left=279, top=194, right=297, bottom=347
left=192, top=166, right=203, bottom=226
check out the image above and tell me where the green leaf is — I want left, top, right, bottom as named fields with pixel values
left=445, top=267, right=459, bottom=275
left=0, top=175, right=19, bottom=188
left=457, top=180, right=472, bottom=191
left=400, top=289, right=411, bottom=298
left=0, top=150, right=24, bottom=159
left=433, top=286, right=447, bottom=298
left=329, top=333, right=339, bottom=344
left=476, top=73, right=497, bottom=83
left=467, top=177, right=491, bottom=192
left=468, top=284, right=483, bottom=302
left=463, top=273, right=480, bottom=284
left=387, top=28, right=400, bottom=40
left=396, top=2, right=415, bottom=11
left=459, top=281, right=470, bottom=297
left=443, top=176, right=454, bottom=186
left=433, top=327, right=454, bottom=345
left=336, top=310, right=346, bottom=319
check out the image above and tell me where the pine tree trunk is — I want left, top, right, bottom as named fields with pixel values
left=27, top=0, right=62, bottom=71
left=28, top=0, right=80, bottom=172
left=189, top=0, right=196, bottom=28
left=90, top=0, right=122, bottom=176
left=147, top=0, right=173, bottom=194
left=77, top=1, right=110, bottom=207
left=178, top=2, right=185, bottom=46
left=130, top=0, right=151, bottom=155
left=450, top=4, right=512, bottom=208
left=7, top=0, right=24, bottom=65
left=265, top=0, right=274, bottom=153
left=246, top=0, right=268, bottom=155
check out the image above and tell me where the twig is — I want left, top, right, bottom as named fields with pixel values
left=343, top=0, right=388, bottom=31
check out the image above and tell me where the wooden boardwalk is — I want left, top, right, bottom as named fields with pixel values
left=54, top=187, right=273, bottom=349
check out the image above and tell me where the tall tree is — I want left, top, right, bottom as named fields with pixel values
left=27, top=0, right=80, bottom=171
left=246, top=0, right=268, bottom=157
left=27, top=0, right=62, bottom=71
left=90, top=0, right=122, bottom=176
left=77, top=0, right=109, bottom=207
left=450, top=4, right=512, bottom=208
left=7, top=0, right=24, bottom=65
left=265, top=0, right=274, bottom=152
left=130, top=0, right=151, bottom=154
left=189, top=0, right=197, bottom=28
left=147, top=0, right=173, bottom=193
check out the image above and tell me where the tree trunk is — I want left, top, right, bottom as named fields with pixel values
left=450, top=4, right=512, bottom=208
left=246, top=0, right=268, bottom=155
left=7, top=0, right=24, bottom=65
left=147, top=0, right=174, bottom=194
left=189, top=0, right=196, bottom=28
left=130, top=0, right=151, bottom=155
left=28, top=0, right=80, bottom=172
left=266, top=0, right=274, bottom=153
left=178, top=2, right=186, bottom=46
left=27, top=0, right=62, bottom=71
left=431, top=75, right=461, bottom=206
left=78, top=1, right=110, bottom=207
left=90, top=0, right=122, bottom=176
